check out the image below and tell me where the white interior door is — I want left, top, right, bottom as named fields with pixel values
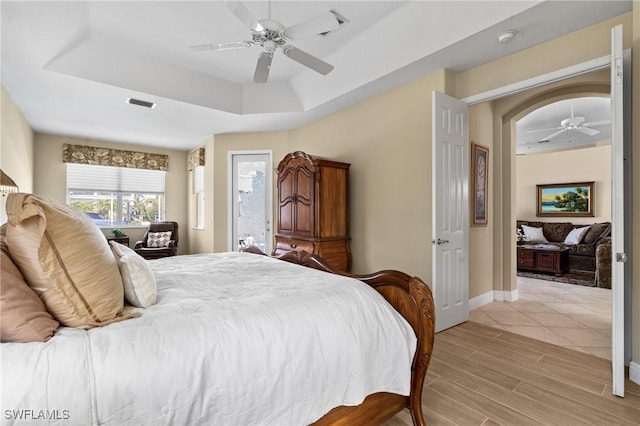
left=610, top=24, right=631, bottom=397
left=432, top=91, right=469, bottom=332
left=228, top=151, right=272, bottom=253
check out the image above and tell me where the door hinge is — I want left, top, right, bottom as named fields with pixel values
left=616, top=252, right=627, bottom=263
left=615, top=58, right=623, bottom=84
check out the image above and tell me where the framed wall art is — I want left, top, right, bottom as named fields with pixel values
left=471, top=142, right=489, bottom=226
left=536, top=181, right=595, bottom=217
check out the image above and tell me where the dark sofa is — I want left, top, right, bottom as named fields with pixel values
left=516, top=220, right=611, bottom=288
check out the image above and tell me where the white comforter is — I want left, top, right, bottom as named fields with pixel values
left=1, top=252, right=416, bottom=425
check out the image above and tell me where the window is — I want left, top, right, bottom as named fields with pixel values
left=193, top=165, right=204, bottom=229
left=67, top=163, right=165, bottom=226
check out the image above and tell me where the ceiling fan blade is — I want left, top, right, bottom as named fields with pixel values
left=283, top=11, right=339, bottom=40
left=226, top=0, right=264, bottom=33
left=582, top=120, right=611, bottom=127
left=282, top=45, right=333, bottom=75
left=577, top=126, right=600, bottom=136
left=539, top=128, right=568, bottom=142
left=190, top=41, right=254, bottom=52
left=253, top=51, right=273, bottom=83
left=528, top=126, right=563, bottom=134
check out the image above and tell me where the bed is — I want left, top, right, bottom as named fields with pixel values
left=1, top=194, right=435, bottom=426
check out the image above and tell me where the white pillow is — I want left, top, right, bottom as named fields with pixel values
left=110, top=241, right=157, bottom=308
left=521, top=224, right=548, bottom=243
left=564, top=226, right=590, bottom=245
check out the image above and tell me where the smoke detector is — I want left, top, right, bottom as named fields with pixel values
left=498, top=30, right=515, bottom=44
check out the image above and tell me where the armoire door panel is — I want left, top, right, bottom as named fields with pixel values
left=295, top=167, right=313, bottom=204
left=278, top=169, right=295, bottom=203
left=295, top=202, right=313, bottom=236
left=279, top=201, right=294, bottom=234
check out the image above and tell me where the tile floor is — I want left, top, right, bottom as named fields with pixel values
left=469, top=275, right=612, bottom=360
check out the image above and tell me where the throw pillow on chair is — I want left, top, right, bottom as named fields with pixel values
left=147, top=231, right=172, bottom=248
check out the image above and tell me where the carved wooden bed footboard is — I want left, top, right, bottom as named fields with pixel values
left=243, top=247, right=435, bottom=425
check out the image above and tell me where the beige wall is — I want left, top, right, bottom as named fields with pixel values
left=210, top=70, right=448, bottom=283
left=1, top=85, right=34, bottom=222
left=515, top=145, right=611, bottom=224
left=33, top=134, right=189, bottom=253
left=289, top=70, right=449, bottom=279
left=468, top=102, right=495, bottom=298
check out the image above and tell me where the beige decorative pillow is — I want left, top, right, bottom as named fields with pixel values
left=1, top=249, right=59, bottom=342
left=110, top=241, right=157, bottom=308
left=5, top=193, right=133, bottom=328
left=147, top=231, right=172, bottom=248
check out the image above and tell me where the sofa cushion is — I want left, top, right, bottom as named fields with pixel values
left=567, top=243, right=596, bottom=257
left=582, top=222, right=611, bottom=245
left=521, top=225, right=548, bottom=243
left=5, top=193, right=131, bottom=328
left=517, top=220, right=545, bottom=231
left=543, top=222, right=574, bottom=243
left=564, top=226, right=590, bottom=245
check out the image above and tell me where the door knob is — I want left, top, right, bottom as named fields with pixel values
left=431, top=238, right=450, bottom=245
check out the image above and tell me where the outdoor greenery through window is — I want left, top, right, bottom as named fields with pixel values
left=67, top=163, right=165, bottom=226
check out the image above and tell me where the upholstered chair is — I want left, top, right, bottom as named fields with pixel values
left=134, top=222, right=178, bottom=260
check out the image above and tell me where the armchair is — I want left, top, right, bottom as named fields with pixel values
left=134, top=221, right=179, bottom=260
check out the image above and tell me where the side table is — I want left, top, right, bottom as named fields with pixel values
left=106, top=236, right=130, bottom=247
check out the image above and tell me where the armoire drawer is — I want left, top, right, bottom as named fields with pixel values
left=273, top=237, right=315, bottom=255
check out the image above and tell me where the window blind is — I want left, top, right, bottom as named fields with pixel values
left=67, top=163, right=165, bottom=193
left=193, top=166, right=204, bottom=194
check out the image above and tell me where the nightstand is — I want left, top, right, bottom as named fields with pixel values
left=106, top=236, right=130, bottom=247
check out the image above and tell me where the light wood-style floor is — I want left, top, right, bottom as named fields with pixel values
left=383, top=321, right=640, bottom=426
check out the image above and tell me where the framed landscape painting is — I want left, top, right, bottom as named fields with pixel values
left=536, top=181, right=594, bottom=217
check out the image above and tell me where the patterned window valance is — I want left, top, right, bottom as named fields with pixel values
left=63, top=144, right=169, bottom=171
left=188, top=147, right=205, bottom=171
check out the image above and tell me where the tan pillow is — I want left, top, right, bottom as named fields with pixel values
left=1, top=250, right=59, bottom=342
left=5, top=193, right=131, bottom=328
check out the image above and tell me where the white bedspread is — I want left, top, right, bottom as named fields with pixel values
left=1, top=252, right=416, bottom=425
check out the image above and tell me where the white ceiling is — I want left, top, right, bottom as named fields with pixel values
left=516, top=97, right=612, bottom=155
left=1, top=1, right=631, bottom=151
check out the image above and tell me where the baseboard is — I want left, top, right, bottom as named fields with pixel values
left=494, top=289, right=519, bottom=302
left=630, top=361, right=640, bottom=386
left=469, top=291, right=494, bottom=310
left=468, top=289, right=519, bottom=311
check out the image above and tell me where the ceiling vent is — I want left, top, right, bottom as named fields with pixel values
left=126, top=98, right=156, bottom=109
left=319, top=10, right=348, bottom=37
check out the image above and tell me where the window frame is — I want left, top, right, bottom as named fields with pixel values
left=66, top=164, right=166, bottom=228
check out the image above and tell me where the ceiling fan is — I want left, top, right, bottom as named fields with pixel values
left=191, top=0, right=341, bottom=83
left=528, top=101, right=611, bottom=142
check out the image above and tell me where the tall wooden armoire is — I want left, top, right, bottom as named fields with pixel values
left=272, top=151, right=351, bottom=272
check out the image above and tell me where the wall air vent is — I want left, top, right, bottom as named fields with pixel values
left=319, top=10, right=349, bottom=37
left=126, top=98, right=156, bottom=109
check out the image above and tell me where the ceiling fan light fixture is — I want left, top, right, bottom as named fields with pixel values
left=498, top=30, right=515, bottom=44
